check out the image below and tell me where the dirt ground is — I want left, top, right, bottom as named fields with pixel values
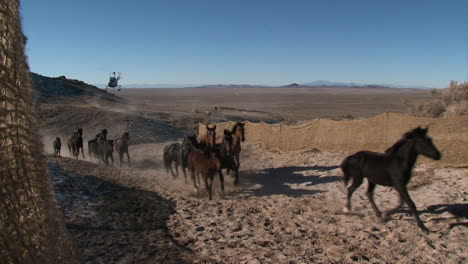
left=40, top=87, right=467, bottom=264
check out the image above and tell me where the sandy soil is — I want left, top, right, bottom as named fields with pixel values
left=48, top=142, right=467, bottom=264
left=40, top=87, right=466, bottom=263
left=118, top=87, right=431, bottom=122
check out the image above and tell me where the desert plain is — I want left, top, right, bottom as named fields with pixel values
left=39, top=86, right=467, bottom=264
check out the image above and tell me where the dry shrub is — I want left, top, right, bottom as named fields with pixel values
left=407, top=81, right=468, bottom=117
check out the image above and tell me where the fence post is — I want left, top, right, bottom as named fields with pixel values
left=385, top=112, right=389, bottom=148
left=279, top=123, right=282, bottom=151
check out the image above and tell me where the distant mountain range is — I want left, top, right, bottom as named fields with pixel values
left=95, top=80, right=433, bottom=89
left=300, top=80, right=432, bottom=89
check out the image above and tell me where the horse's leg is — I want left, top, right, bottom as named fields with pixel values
left=218, top=169, right=225, bottom=197
left=81, top=146, right=85, bottom=159
left=197, top=173, right=202, bottom=191
left=395, top=185, right=429, bottom=233
left=126, top=150, right=131, bottom=167
left=383, top=197, right=404, bottom=220
left=209, top=175, right=215, bottom=200
left=190, top=169, right=198, bottom=193
left=169, top=162, right=177, bottom=178
left=175, top=163, right=179, bottom=178
left=343, top=173, right=362, bottom=213
left=182, top=166, right=188, bottom=184
left=110, top=154, right=114, bottom=167
left=366, top=182, right=382, bottom=219
left=204, top=174, right=211, bottom=200
left=233, top=164, right=239, bottom=186
left=119, top=151, right=123, bottom=168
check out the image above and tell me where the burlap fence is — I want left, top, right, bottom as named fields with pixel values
left=199, top=113, right=468, bottom=166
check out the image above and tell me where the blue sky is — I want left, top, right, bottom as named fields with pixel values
left=22, top=0, right=467, bottom=88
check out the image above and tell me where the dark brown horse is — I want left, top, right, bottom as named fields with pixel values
left=227, top=122, right=245, bottom=184
left=88, top=137, right=98, bottom=160
left=97, top=139, right=114, bottom=167
left=341, top=127, right=441, bottom=233
left=88, top=130, right=108, bottom=161
left=216, top=129, right=237, bottom=189
left=67, top=128, right=85, bottom=159
left=163, top=142, right=182, bottom=178
left=187, top=147, right=222, bottom=200
left=115, top=132, right=131, bottom=167
left=180, top=135, right=201, bottom=184
left=53, top=137, right=61, bottom=156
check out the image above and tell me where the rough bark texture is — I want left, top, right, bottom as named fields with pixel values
left=0, top=0, right=80, bottom=263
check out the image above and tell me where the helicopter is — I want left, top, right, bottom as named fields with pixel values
left=105, top=72, right=122, bottom=94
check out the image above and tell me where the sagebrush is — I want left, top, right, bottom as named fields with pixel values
left=406, top=81, right=468, bottom=117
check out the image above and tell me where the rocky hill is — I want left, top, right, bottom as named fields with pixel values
left=30, top=72, right=122, bottom=102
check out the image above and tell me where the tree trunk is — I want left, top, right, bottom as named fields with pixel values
left=0, top=0, right=80, bottom=263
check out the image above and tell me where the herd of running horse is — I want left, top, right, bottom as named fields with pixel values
left=52, top=128, right=131, bottom=167
left=51, top=122, right=441, bottom=233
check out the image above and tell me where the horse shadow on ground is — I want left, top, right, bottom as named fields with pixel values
left=384, top=202, right=468, bottom=229
left=48, top=162, right=197, bottom=264
left=424, top=203, right=468, bottom=218
left=239, top=165, right=341, bottom=198
left=423, top=203, right=468, bottom=229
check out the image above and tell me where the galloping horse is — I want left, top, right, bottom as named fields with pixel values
left=228, top=122, right=245, bottom=185
left=180, top=135, right=201, bottom=184
left=163, top=142, right=182, bottom=178
left=341, top=126, right=441, bottom=233
left=187, top=146, right=222, bottom=200
left=67, top=128, right=85, bottom=159
left=88, top=129, right=108, bottom=161
left=216, top=129, right=237, bottom=191
left=53, top=137, right=61, bottom=156
left=97, top=139, right=114, bottom=167
left=115, top=132, right=131, bottom=167
left=200, top=125, right=216, bottom=148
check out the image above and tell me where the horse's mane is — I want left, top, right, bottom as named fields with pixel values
left=384, top=128, right=424, bottom=155
left=230, top=122, right=243, bottom=134
left=231, top=123, right=237, bottom=134
left=384, top=138, right=407, bottom=155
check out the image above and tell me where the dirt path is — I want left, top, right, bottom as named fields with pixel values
left=49, top=142, right=467, bottom=264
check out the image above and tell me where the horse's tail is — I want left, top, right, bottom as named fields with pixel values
left=341, top=153, right=363, bottom=187
left=180, top=147, right=188, bottom=168
left=341, top=155, right=352, bottom=187
left=113, top=138, right=119, bottom=155
left=88, top=141, right=93, bottom=159
left=163, top=145, right=170, bottom=173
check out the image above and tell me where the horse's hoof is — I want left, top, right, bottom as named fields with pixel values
left=382, top=213, right=391, bottom=221
left=342, top=207, right=350, bottom=213
left=420, top=226, right=430, bottom=234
